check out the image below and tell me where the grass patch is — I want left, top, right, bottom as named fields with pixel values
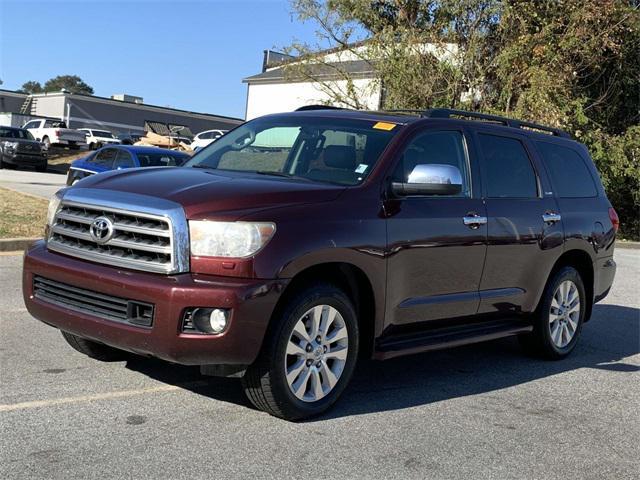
left=0, top=188, right=47, bottom=239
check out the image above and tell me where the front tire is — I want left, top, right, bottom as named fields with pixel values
left=61, top=331, right=127, bottom=361
left=242, top=283, right=359, bottom=421
left=520, top=266, right=586, bottom=359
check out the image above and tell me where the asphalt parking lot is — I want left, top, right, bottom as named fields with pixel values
left=0, top=169, right=66, bottom=199
left=1, top=249, right=638, bottom=480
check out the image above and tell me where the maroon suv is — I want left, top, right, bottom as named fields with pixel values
left=22, top=108, right=618, bottom=420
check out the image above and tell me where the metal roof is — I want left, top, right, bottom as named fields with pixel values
left=243, top=60, right=376, bottom=84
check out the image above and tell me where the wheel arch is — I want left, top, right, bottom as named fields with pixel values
left=271, top=262, right=377, bottom=358
left=545, top=249, right=595, bottom=321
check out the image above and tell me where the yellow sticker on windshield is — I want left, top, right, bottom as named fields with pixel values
left=373, top=121, right=397, bottom=131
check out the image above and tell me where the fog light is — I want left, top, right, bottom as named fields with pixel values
left=189, top=308, right=229, bottom=334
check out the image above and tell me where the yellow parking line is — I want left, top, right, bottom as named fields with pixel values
left=0, top=381, right=209, bottom=412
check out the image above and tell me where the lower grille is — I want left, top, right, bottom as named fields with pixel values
left=33, top=276, right=154, bottom=327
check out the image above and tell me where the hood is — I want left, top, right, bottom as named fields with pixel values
left=73, top=167, right=346, bottom=219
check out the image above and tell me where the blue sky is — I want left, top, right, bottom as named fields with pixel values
left=0, top=0, right=321, bottom=119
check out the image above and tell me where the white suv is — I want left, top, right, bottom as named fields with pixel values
left=191, top=129, right=227, bottom=150
left=79, top=129, right=121, bottom=150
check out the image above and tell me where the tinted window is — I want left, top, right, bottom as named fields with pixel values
left=137, top=152, right=186, bottom=167
left=394, top=130, right=470, bottom=196
left=536, top=141, right=597, bottom=198
left=478, top=134, right=537, bottom=198
left=93, top=130, right=115, bottom=138
left=0, top=127, right=35, bottom=140
left=91, top=148, right=117, bottom=167
left=114, top=150, right=135, bottom=168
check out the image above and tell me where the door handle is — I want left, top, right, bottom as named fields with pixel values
left=463, top=215, right=488, bottom=228
left=542, top=212, right=562, bottom=224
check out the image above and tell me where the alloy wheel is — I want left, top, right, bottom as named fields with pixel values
left=284, top=305, right=349, bottom=402
left=549, top=280, right=580, bottom=348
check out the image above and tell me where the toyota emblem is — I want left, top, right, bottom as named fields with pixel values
left=89, top=216, right=114, bottom=244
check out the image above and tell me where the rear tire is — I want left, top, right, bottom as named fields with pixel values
left=519, top=266, right=586, bottom=359
left=42, top=136, right=50, bottom=149
left=61, top=331, right=127, bottom=361
left=242, top=283, right=359, bottom=421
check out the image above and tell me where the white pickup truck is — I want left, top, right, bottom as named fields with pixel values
left=23, top=119, right=87, bottom=149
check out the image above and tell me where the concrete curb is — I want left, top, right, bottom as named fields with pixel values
left=0, top=238, right=39, bottom=252
left=617, top=241, right=640, bottom=250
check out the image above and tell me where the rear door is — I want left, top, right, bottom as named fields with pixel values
left=473, top=130, right=563, bottom=316
left=385, top=127, right=487, bottom=327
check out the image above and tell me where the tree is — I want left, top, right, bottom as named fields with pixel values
left=19, top=81, right=43, bottom=94
left=285, top=0, right=640, bottom=238
left=43, top=75, right=94, bottom=95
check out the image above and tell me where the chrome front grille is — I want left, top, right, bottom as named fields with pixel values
left=48, top=201, right=178, bottom=273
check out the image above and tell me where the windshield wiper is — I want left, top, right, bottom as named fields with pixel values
left=255, top=170, right=296, bottom=178
left=191, top=164, right=215, bottom=169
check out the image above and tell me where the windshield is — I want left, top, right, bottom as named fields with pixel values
left=183, top=117, right=399, bottom=185
left=93, top=130, right=115, bottom=138
left=0, top=127, right=35, bottom=140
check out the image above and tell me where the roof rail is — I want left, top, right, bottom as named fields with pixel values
left=422, top=108, right=571, bottom=138
left=295, top=105, right=345, bottom=112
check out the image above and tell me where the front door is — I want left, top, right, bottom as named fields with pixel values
left=385, top=128, right=487, bottom=328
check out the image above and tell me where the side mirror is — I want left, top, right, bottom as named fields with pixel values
left=392, top=164, right=463, bottom=196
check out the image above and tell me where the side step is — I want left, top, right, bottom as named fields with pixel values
left=374, top=319, right=533, bottom=360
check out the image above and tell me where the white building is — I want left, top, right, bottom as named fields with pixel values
left=243, top=51, right=380, bottom=120
left=243, top=44, right=459, bottom=120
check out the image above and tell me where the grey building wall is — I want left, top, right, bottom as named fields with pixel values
left=63, top=95, right=242, bottom=135
left=0, top=89, right=28, bottom=114
left=0, top=90, right=242, bottom=136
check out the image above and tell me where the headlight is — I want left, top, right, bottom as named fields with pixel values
left=46, top=191, right=64, bottom=229
left=3, top=141, right=18, bottom=150
left=189, top=221, right=276, bottom=258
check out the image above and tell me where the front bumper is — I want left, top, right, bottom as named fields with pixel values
left=2, top=152, right=46, bottom=166
left=23, top=241, right=286, bottom=365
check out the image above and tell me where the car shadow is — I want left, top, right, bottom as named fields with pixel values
left=124, top=303, right=639, bottom=420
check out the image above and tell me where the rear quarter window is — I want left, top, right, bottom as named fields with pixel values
left=535, top=141, right=598, bottom=198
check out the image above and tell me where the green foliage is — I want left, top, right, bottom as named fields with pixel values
left=288, top=0, right=640, bottom=238
left=43, top=75, right=94, bottom=95
left=19, top=81, right=43, bottom=94
left=18, top=75, right=93, bottom=95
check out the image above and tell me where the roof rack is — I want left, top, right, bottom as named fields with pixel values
left=422, top=108, right=571, bottom=138
left=295, top=105, right=345, bottom=112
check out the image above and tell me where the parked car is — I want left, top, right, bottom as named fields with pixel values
left=23, top=119, right=87, bottom=149
left=169, top=135, right=193, bottom=146
left=65, top=145, right=190, bottom=185
left=23, top=107, right=618, bottom=421
left=117, top=132, right=145, bottom=145
left=0, top=126, right=47, bottom=171
left=78, top=129, right=121, bottom=150
left=190, top=129, right=227, bottom=149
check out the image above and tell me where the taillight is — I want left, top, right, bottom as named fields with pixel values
left=608, top=207, right=619, bottom=233
left=55, top=129, right=61, bottom=137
